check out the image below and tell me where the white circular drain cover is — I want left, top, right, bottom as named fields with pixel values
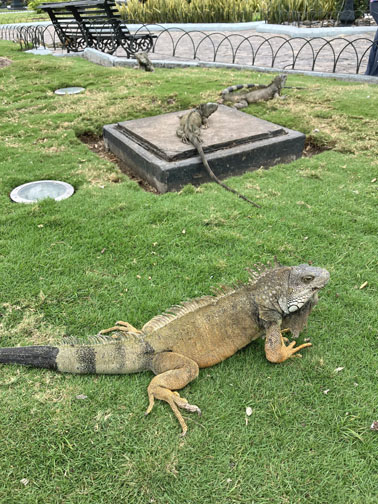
left=55, top=87, right=85, bottom=95
left=10, top=180, right=74, bottom=204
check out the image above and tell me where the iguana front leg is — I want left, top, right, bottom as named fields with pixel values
left=264, top=323, right=312, bottom=363
left=234, top=99, right=249, bottom=109
left=100, top=321, right=142, bottom=334
left=146, top=352, right=201, bottom=436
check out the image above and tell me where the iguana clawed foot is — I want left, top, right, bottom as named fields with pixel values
left=279, top=331, right=312, bottom=360
left=146, top=351, right=200, bottom=435
left=265, top=325, right=312, bottom=363
left=281, top=328, right=290, bottom=344
left=280, top=329, right=311, bottom=359
left=99, top=321, right=142, bottom=335
left=145, top=387, right=201, bottom=436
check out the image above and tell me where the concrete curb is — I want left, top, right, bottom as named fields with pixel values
left=255, top=22, right=377, bottom=37
left=81, top=47, right=378, bottom=84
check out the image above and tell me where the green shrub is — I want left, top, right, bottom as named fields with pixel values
left=119, top=0, right=368, bottom=25
left=258, top=0, right=340, bottom=24
left=27, top=0, right=43, bottom=11
left=28, top=0, right=67, bottom=12
left=25, top=0, right=370, bottom=23
left=119, top=0, right=260, bottom=24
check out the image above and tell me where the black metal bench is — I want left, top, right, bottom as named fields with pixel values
left=39, top=0, right=156, bottom=57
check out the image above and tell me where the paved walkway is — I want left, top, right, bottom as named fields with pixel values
left=144, top=27, right=376, bottom=75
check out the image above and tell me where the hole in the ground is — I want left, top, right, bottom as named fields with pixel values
left=78, top=133, right=159, bottom=194
left=302, top=136, right=334, bottom=157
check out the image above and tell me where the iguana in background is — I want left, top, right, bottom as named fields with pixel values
left=134, top=51, right=154, bottom=72
left=220, top=74, right=287, bottom=109
left=176, top=102, right=261, bottom=208
left=0, top=263, right=329, bottom=435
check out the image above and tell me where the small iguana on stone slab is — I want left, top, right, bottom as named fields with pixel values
left=220, top=74, right=287, bottom=109
left=0, top=263, right=329, bottom=435
left=134, top=52, right=154, bottom=72
left=176, top=102, right=261, bottom=208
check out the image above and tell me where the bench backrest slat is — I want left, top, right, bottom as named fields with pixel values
left=39, top=0, right=153, bottom=55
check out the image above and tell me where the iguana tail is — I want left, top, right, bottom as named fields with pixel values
left=220, top=83, right=260, bottom=96
left=0, top=332, right=153, bottom=374
left=0, top=345, right=59, bottom=370
left=189, top=135, right=261, bottom=208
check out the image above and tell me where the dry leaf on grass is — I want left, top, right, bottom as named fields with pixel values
left=370, top=421, right=378, bottom=431
left=76, top=394, right=88, bottom=400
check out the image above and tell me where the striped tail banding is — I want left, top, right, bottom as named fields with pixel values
left=221, top=83, right=259, bottom=96
left=0, top=346, right=59, bottom=370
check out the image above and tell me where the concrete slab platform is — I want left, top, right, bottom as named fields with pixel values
left=103, top=105, right=305, bottom=193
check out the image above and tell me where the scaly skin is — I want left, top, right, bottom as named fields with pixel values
left=221, top=74, right=287, bottom=109
left=176, top=103, right=261, bottom=207
left=134, top=51, right=154, bottom=72
left=0, top=263, right=329, bottom=435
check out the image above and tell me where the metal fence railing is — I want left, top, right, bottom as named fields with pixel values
left=1, top=22, right=376, bottom=75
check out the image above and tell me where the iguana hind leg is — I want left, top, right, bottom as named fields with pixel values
left=146, top=352, right=200, bottom=436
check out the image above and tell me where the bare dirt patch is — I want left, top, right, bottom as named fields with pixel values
left=78, top=134, right=158, bottom=194
left=302, top=136, right=334, bottom=157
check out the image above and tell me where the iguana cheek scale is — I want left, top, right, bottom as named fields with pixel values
left=0, top=263, right=329, bottom=435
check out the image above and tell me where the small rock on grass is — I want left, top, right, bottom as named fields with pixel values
left=370, top=421, right=378, bottom=431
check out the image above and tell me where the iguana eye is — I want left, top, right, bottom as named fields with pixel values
left=302, top=275, right=314, bottom=284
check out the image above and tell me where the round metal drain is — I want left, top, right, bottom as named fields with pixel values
left=10, top=180, right=74, bottom=204
left=54, top=87, right=85, bottom=95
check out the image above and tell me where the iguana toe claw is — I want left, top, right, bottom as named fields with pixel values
left=284, top=341, right=312, bottom=359
left=280, top=335, right=312, bottom=359
left=171, top=392, right=200, bottom=415
left=180, top=401, right=201, bottom=416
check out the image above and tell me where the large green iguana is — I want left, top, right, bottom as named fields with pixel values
left=0, top=263, right=329, bottom=435
left=220, top=74, right=287, bottom=109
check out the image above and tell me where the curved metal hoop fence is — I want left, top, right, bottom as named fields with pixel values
left=0, top=22, right=376, bottom=75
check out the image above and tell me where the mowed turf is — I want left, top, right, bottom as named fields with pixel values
left=0, top=42, right=377, bottom=504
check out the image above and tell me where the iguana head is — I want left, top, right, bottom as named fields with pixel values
left=284, top=264, right=330, bottom=314
left=274, top=74, right=287, bottom=87
left=249, top=263, right=330, bottom=323
left=197, top=102, right=218, bottom=119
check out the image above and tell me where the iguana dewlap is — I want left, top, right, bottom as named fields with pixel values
left=0, top=263, right=329, bottom=435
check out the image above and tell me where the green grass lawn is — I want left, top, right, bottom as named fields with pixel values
left=0, top=10, right=49, bottom=25
left=0, top=42, right=377, bottom=504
